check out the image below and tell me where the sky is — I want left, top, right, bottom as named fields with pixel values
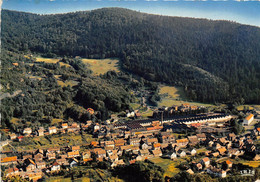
left=2, top=0, right=260, bottom=27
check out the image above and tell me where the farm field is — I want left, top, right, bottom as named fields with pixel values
left=81, top=58, right=119, bottom=75
left=149, top=157, right=184, bottom=177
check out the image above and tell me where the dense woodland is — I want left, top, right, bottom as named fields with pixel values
left=2, top=8, right=260, bottom=104
left=2, top=50, right=159, bottom=130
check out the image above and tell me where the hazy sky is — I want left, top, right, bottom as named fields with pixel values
left=2, top=0, right=260, bottom=27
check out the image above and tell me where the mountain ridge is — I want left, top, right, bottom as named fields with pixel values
left=2, top=8, right=260, bottom=104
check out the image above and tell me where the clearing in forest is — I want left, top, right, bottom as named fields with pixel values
left=159, top=85, right=214, bottom=107
left=36, top=57, right=60, bottom=64
left=81, top=58, right=119, bottom=75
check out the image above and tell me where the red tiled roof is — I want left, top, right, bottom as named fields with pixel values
left=245, top=114, right=254, bottom=121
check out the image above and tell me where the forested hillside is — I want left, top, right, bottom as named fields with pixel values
left=2, top=8, right=260, bottom=104
left=0, top=51, right=139, bottom=130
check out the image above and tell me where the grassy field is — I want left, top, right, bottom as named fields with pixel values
left=159, top=86, right=186, bottom=99
left=159, top=85, right=214, bottom=108
left=51, top=118, right=64, bottom=125
left=36, top=57, right=60, bottom=64
left=57, top=80, right=79, bottom=87
left=3, top=133, right=95, bottom=152
left=243, top=161, right=260, bottom=168
left=196, top=148, right=208, bottom=154
left=58, top=62, right=71, bottom=68
left=236, top=105, right=255, bottom=111
left=81, top=58, right=119, bottom=75
left=10, top=117, right=21, bottom=125
left=149, top=157, right=184, bottom=177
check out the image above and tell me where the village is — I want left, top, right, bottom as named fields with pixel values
left=1, top=103, right=260, bottom=181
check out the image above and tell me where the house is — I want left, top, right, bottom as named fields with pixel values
left=56, top=158, right=69, bottom=166
left=107, top=150, right=117, bottom=156
left=25, top=159, right=36, bottom=172
left=136, top=155, right=143, bottom=161
left=108, top=154, right=119, bottom=162
left=120, top=145, right=132, bottom=152
left=211, top=152, right=219, bottom=157
left=46, top=152, right=56, bottom=160
left=225, top=160, right=233, bottom=168
left=228, top=133, right=236, bottom=141
left=23, top=155, right=33, bottom=160
left=153, top=143, right=161, bottom=150
left=5, top=167, right=19, bottom=177
left=104, top=141, right=115, bottom=148
left=226, top=141, right=232, bottom=149
left=69, top=158, right=78, bottom=168
left=177, top=150, right=186, bottom=158
left=23, top=128, right=32, bottom=135
left=152, top=149, right=162, bottom=157
left=188, top=136, right=199, bottom=146
left=131, top=146, right=140, bottom=154
left=17, top=136, right=24, bottom=142
left=82, top=151, right=92, bottom=162
left=218, top=138, right=227, bottom=145
left=48, top=126, right=57, bottom=134
left=206, top=166, right=226, bottom=178
left=1, top=156, right=18, bottom=165
left=204, top=151, right=211, bottom=156
left=67, top=151, right=80, bottom=158
left=169, top=152, right=177, bottom=160
left=189, top=149, right=197, bottom=156
left=38, top=127, right=44, bottom=136
left=9, top=133, right=17, bottom=140
left=91, top=141, right=98, bottom=147
left=36, top=162, right=46, bottom=170
left=71, top=146, right=80, bottom=151
left=176, top=138, right=189, bottom=148
left=201, top=157, right=210, bottom=167
left=196, top=133, right=207, bottom=141
left=62, top=123, right=68, bottom=129
left=217, top=147, right=227, bottom=155
left=111, top=159, right=125, bottom=168
left=86, top=108, right=94, bottom=115
left=186, top=169, right=194, bottom=175
left=70, top=122, right=80, bottom=130
left=51, top=162, right=60, bottom=171
left=141, top=143, right=149, bottom=150
left=114, top=139, right=125, bottom=147
left=243, top=114, right=254, bottom=126
left=228, top=148, right=243, bottom=158
left=159, top=132, right=175, bottom=144
left=34, top=153, right=43, bottom=162
left=146, top=138, right=158, bottom=145
left=195, top=163, right=203, bottom=171
left=26, top=170, right=43, bottom=181
left=139, top=149, right=150, bottom=157
left=47, top=148, right=61, bottom=153
left=96, top=149, right=106, bottom=159
left=129, top=138, right=140, bottom=146
left=213, top=143, right=222, bottom=150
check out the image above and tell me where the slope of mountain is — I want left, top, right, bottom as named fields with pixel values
left=2, top=8, right=260, bottom=104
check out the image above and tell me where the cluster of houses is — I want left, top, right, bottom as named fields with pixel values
left=2, top=110, right=259, bottom=181
left=8, top=121, right=92, bottom=141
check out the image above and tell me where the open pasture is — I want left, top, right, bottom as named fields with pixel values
left=81, top=58, right=119, bottom=75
